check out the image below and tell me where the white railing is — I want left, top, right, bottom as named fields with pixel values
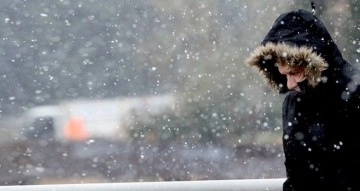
left=0, top=178, right=285, bottom=191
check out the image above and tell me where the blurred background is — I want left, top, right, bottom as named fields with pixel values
left=0, top=0, right=359, bottom=185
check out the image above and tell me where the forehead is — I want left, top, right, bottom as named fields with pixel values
left=277, top=64, right=292, bottom=74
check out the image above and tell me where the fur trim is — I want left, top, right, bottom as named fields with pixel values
left=246, top=42, right=328, bottom=91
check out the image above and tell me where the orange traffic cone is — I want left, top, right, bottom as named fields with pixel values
left=63, top=116, right=88, bottom=141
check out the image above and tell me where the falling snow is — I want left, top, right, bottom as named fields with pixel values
left=0, top=0, right=359, bottom=186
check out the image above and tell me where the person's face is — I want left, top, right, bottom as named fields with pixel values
left=278, top=64, right=306, bottom=92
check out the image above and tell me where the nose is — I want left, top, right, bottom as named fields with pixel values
left=286, top=75, right=298, bottom=90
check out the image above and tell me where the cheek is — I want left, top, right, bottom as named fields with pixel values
left=294, top=75, right=305, bottom=82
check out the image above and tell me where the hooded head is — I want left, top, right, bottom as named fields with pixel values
left=246, top=9, right=348, bottom=93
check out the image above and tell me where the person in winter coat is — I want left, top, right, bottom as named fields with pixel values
left=246, top=8, right=360, bottom=191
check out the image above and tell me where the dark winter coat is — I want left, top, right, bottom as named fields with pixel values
left=246, top=9, right=360, bottom=191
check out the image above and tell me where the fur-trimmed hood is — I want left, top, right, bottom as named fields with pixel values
left=246, top=9, right=348, bottom=93
left=247, top=42, right=328, bottom=91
